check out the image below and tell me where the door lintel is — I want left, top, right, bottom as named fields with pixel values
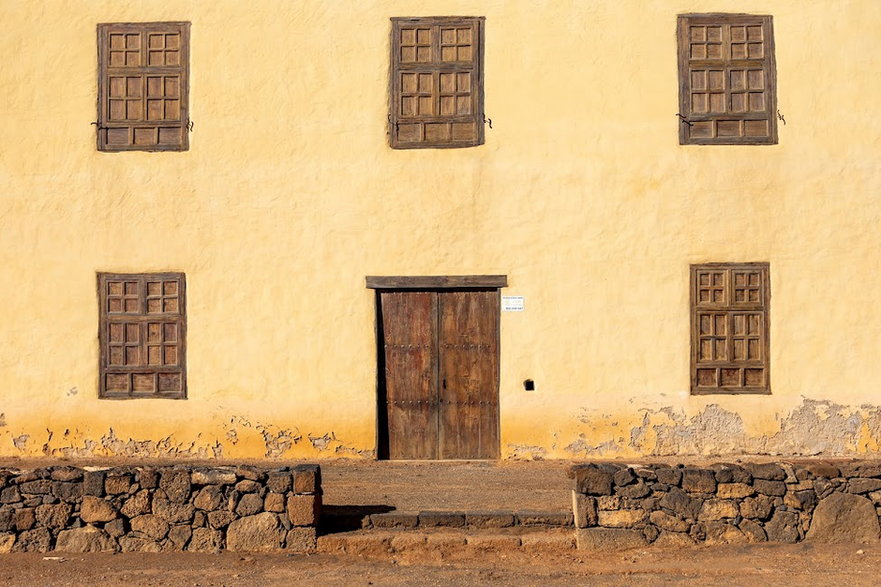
left=366, top=275, right=507, bottom=289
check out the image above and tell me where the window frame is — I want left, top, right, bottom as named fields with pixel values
left=388, top=16, right=485, bottom=149
left=97, top=272, right=188, bottom=400
left=677, top=13, right=777, bottom=145
left=97, top=21, right=191, bottom=152
left=690, top=262, right=770, bottom=395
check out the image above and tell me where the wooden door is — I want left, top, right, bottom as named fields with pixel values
left=379, top=289, right=499, bottom=459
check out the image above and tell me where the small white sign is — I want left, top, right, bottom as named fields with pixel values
left=502, top=296, right=525, bottom=312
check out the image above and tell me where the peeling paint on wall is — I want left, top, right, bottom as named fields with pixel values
left=12, top=434, right=28, bottom=451
left=562, top=398, right=881, bottom=458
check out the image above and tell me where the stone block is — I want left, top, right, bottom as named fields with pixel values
left=465, top=511, right=514, bottom=529
left=372, top=512, right=419, bottom=529
left=264, top=492, right=286, bottom=513
left=130, top=514, right=170, bottom=540
left=80, top=496, right=118, bottom=523
left=716, top=483, right=754, bottom=499
left=598, top=509, right=646, bottom=528
left=83, top=471, right=105, bottom=497
left=654, top=467, right=682, bottom=486
left=136, top=467, right=160, bottom=489
left=0, top=533, right=14, bottom=553
left=18, top=480, right=52, bottom=495
left=765, top=510, right=800, bottom=543
left=236, top=493, right=264, bottom=516
left=50, top=467, right=83, bottom=482
left=572, top=493, right=598, bottom=528
left=698, top=499, right=738, bottom=521
left=0, top=486, right=21, bottom=504
left=681, top=469, right=716, bottom=494
left=738, top=519, right=768, bottom=542
left=55, top=525, right=117, bottom=553
left=191, top=468, right=237, bottom=486
left=235, top=466, right=264, bottom=482
left=740, top=496, right=774, bottom=520
left=807, top=493, right=881, bottom=543
left=104, top=519, right=125, bottom=537
left=159, top=469, right=191, bottom=503
left=613, top=468, right=636, bottom=486
left=418, top=511, right=465, bottom=528
left=754, top=480, right=787, bottom=496
left=618, top=480, right=651, bottom=499
left=516, top=511, right=573, bottom=527
left=576, top=528, right=647, bottom=551
left=267, top=471, right=292, bottom=494
left=153, top=498, right=194, bottom=523
left=704, top=522, right=748, bottom=545
left=188, top=528, right=222, bottom=553
left=847, top=478, right=881, bottom=494
left=287, top=494, right=319, bottom=526
left=52, top=481, right=82, bottom=502
left=744, top=463, right=785, bottom=481
left=659, top=487, right=702, bottom=520
left=104, top=475, right=132, bottom=495
left=236, top=480, right=260, bottom=493
left=14, top=507, right=35, bottom=531
left=168, top=525, right=192, bottom=549
left=285, top=527, right=317, bottom=552
left=293, top=465, right=321, bottom=494
left=597, top=496, right=621, bottom=510
left=13, top=528, right=51, bottom=552
left=649, top=510, right=689, bottom=533
left=120, top=489, right=151, bottom=518
left=194, top=486, right=224, bottom=511
left=226, top=513, right=285, bottom=552
left=0, top=507, right=13, bottom=532
left=784, top=489, right=818, bottom=512
left=207, top=510, right=236, bottom=529
left=35, top=502, right=72, bottom=529
left=571, top=465, right=613, bottom=496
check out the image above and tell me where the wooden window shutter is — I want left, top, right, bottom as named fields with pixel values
left=97, top=22, right=190, bottom=151
left=98, top=273, right=187, bottom=399
left=677, top=14, right=777, bottom=145
left=690, top=263, right=770, bottom=394
left=389, top=17, right=485, bottom=149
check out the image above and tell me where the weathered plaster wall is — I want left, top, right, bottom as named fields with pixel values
left=1, top=1, right=880, bottom=460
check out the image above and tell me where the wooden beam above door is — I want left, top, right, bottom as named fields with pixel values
left=366, top=275, right=508, bottom=289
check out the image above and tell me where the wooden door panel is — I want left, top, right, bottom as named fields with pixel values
left=380, top=291, right=438, bottom=459
left=438, top=290, right=499, bottom=459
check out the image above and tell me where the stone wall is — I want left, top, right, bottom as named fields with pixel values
left=0, top=464, right=321, bottom=553
left=570, top=462, right=881, bottom=549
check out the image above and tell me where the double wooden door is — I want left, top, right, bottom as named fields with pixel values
left=378, top=289, right=500, bottom=460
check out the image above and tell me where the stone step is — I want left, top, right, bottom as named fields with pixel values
left=317, top=526, right=576, bottom=556
left=320, top=507, right=572, bottom=532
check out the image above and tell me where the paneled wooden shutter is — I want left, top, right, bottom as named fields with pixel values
left=678, top=14, right=776, bottom=144
left=390, top=17, right=484, bottom=148
left=691, top=263, right=769, bottom=394
left=99, top=273, right=187, bottom=398
left=97, top=22, right=190, bottom=151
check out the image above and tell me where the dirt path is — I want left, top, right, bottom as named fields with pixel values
left=1, top=543, right=879, bottom=586
left=321, top=459, right=574, bottom=511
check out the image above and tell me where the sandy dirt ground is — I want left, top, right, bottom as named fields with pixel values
left=1, top=543, right=879, bottom=586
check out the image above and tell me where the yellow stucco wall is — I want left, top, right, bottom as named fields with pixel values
left=1, top=1, right=880, bottom=460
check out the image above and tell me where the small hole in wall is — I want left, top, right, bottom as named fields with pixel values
left=523, top=379, right=535, bottom=391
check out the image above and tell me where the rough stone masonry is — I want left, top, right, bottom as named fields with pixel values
left=0, top=464, right=321, bottom=553
left=570, top=461, right=881, bottom=550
